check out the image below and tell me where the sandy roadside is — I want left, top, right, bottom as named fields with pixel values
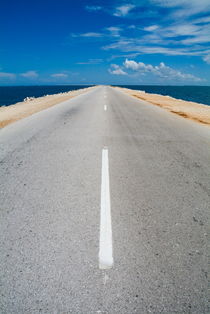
left=0, top=86, right=96, bottom=128
left=115, top=86, right=210, bottom=126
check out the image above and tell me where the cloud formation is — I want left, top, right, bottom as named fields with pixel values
left=109, top=59, right=202, bottom=82
left=144, top=25, right=159, bottom=32
left=78, top=0, right=210, bottom=65
left=80, top=32, right=103, bottom=38
left=203, top=55, right=210, bottom=64
left=73, top=12, right=210, bottom=63
left=106, top=27, right=122, bottom=37
left=109, top=64, right=127, bottom=75
left=113, top=4, right=135, bottom=17
left=20, top=71, right=38, bottom=79
left=77, top=59, right=103, bottom=65
left=51, top=73, right=68, bottom=78
left=0, top=72, right=16, bottom=79
left=152, top=0, right=210, bottom=17
left=85, top=6, right=102, bottom=12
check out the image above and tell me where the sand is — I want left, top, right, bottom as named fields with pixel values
left=0, top=86, right=95, bottom=128
left=1, top=85, right=210, bottom=128
left=116, top=86, right=210, bottom=126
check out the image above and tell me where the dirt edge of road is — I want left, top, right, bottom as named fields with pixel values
left=0, top=86, right=96, bottom=128
left=116, top=86, right=210, bottom=126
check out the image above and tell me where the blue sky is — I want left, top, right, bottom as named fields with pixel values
left=0, top=0, right=210, bottom=85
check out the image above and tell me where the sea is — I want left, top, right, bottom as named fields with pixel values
left=0, top=85, right=93, bottom=107
left=118, top=85, right=210, bottom=106
left=0, top=85, right=210, bottom=107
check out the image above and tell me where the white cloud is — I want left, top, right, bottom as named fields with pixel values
left=103, top=37, right=210, bottom=58
left=51, top=73, right=68, bottom=78
left=77, top=59, right=103, bottom=64
left=158, top=22, right=210, bottom=46
left=124, top=59, right=202, bottom=81
left=171, top=24, right=202, bottom=36
left=151, top=0, right=210, bottom=17
left=144, top=25, right=159, bottom=31
left=104, top=40, right=193, bottom=55
left=109, top=64, right=127, bottom=75
left=80, top=32, right=103, bottom=37
left=85, top=5, right=102, bottom=12
left=128, top=25, right=136, bottom=29
left=194, top=16, right=210, bottom=24
left=72, top=32, right=103, bottom=38
left=124, top=59, right=163, bottom=73
left=181, top=34, right=210, bottom=45
left=71, top=1, right=210, bottom=65
left=142, top=22, right=210, bottom=46
left=106, top=26, right=122, bottom=37
left=114, top=4, right=135, bottom=17
left=21, top=71, right=38, bottom=79
left=0, top=72, right=16, bottom=79
left=72, top=26, right=122, bottom=40
left=203, top=55, right=210, bottom=64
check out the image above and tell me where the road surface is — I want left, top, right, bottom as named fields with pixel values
left=0, top=86, right=209, bottom=313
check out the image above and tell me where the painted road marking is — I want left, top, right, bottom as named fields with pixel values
left=104, top=105, right=107, bottom=111
left=99, top=148, right=113, bottom=269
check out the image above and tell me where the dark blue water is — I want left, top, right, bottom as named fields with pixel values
left=0, top=85, right=93, bottom=107
left=0, top=85, right=210, bottom=107
left=116, top=85, right=210, bottom=106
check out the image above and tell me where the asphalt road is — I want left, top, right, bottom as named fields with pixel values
left=0, top=86, right=209, bottom=313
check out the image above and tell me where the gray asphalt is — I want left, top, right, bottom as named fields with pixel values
left=0, top=86, right=209, bottom=314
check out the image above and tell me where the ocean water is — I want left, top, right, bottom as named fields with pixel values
left=116, top=85, right=210, bottom=106
left=0, top=85, right=93, bottom=107
left=0, top=85, right=210, bottom=107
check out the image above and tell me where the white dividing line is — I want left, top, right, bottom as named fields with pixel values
left=99, top=148, right=113, bottom=269
left=104, top=105, right=107, bottom=111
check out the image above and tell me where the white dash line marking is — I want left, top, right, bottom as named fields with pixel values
left=104, top=105, right=107, bottom=111
left=99, top=148, right=113, bottom=269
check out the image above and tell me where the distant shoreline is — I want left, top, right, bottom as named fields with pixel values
left=116, top=86, right=210, bottom=126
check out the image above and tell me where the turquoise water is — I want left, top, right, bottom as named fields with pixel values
left=116, top=85, right=210, bottom=106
